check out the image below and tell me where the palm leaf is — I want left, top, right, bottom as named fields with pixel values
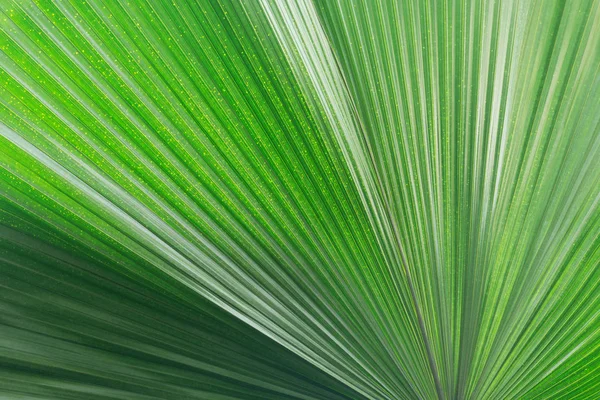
left=1, top=0, right=599, bottom=399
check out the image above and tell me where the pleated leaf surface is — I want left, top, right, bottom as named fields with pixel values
left=0, top=0, right=599, bottom=399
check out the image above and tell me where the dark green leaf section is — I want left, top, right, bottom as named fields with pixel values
left=0, top=224, right=366, bottom=400
left=1, top=0, right=600, bottom=399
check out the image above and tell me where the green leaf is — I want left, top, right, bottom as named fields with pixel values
left=1, top=0, right=599, bottom=399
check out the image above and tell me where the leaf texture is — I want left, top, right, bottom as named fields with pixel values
left=0, top=0, right=599, bottom=399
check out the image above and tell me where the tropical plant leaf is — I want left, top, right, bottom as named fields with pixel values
left=0, top=0, right=599, bottom=399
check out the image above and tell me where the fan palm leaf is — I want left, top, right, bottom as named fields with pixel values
left=1, top=0, right=599, bottom=399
